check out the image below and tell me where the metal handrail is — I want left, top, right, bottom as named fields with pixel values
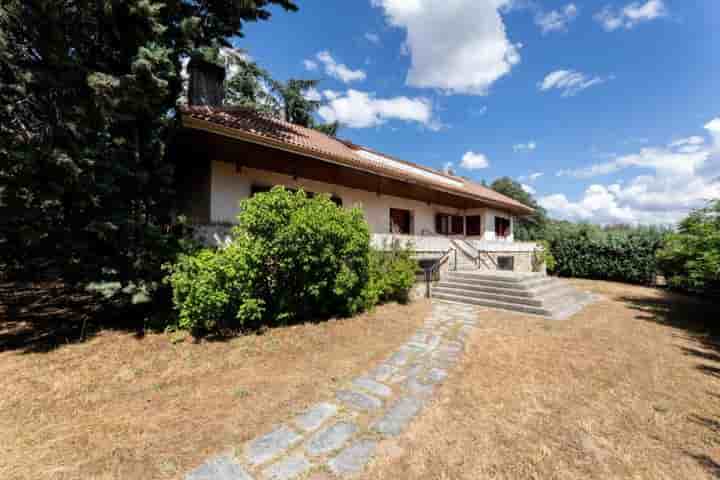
left=424, top=248, right=456, bottom=298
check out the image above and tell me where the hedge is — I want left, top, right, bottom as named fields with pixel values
left=548, top=227, right=665, bottom=285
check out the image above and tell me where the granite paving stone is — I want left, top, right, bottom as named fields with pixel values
left=371, top=396, right=425, bottom=437
left=305, top=422, right=358, bottom=456
left=186, top=455, right=254, bottom=480
left=336, top=390, right=383, bottom=412
left=327, top=440, right=378, bottom=476
left=352, top=377, right=392, bottom=398
left=261, top=453, right=312, bottom=480
left=245, top=426, right=302, bottom=466
left=292, top=403, right=338, bottom=433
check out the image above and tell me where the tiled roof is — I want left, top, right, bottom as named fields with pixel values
left=181, top=106, right=534, bottom=214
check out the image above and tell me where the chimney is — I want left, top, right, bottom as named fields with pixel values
left=188, top=58, right=226, bottom=107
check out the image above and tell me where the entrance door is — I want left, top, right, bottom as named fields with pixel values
left=390, top=208, right=412, bottom=234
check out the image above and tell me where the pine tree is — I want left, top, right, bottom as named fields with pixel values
left=0, top=0, right=298, bottom=285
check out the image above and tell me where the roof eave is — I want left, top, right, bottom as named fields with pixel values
left=182, top=113, right=534, bottom=214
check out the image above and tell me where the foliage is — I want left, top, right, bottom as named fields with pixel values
left=165, top=188, right=373, bottom=335
left=490, top=177, right=548, bottom=241
left=364, top=243, right=418, bottom=307
left=657, top=200, right=720, bottom=294
left=224, top=58, right=340, bottom=136
left=546, top=223, right=666, bottom=284
left=0, top=0, right=297, bottom=286
left=532, top=240, right=556, bottom=272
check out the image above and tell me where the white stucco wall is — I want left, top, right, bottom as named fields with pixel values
left=209, top=161, right=514, bottom=239
left=211, top=161, right=464, bottom=233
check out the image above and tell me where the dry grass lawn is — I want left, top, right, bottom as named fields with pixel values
left=0, top=295, right=430, bottom=480
left=363, top=280, right=720, bottom=480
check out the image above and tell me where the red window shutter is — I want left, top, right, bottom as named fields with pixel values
left=452, top=216, right=464, bottom=235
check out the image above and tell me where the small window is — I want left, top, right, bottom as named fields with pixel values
left=495, top=216, right=511, bottom=238
left=497, top=256, right=515, bottom=271
left=390, top=208, right=412, bottom=234
left=436, top=214, right=464, bottom=235
left=330, top=195, right=343, bottom=207
left=466, top=215, right=482, bottom=236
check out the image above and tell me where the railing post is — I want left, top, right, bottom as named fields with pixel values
left=425, top=268, right=431, bottom=298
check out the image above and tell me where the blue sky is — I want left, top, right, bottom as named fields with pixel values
left=237, top=0, right=720, bottom=225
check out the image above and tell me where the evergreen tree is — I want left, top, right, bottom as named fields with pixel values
left=223, top=59, right=340, bottom=136
left=490, top=177, right=549, bottom=241
left=0, top=0, right=297, bottom=285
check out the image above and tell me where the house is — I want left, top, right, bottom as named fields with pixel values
left=173, top=105, right=543, bottom=273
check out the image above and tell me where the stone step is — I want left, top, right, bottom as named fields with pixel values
left=436, top=279, right=568, bottom=298
left=432, top=286, right=547, bottom=307
left=444, top=273, right=557, bottom=291
left=432, top=291, right=554, bottom=317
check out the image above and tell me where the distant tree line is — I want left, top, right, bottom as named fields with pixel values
left=490, top=177, right=719, bottom=292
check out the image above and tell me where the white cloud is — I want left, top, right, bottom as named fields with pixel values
left=519, top=172, right=544, bottom=182
left=594, top=0, right=667, bottom=31
left=460, top=151, right=490, bottom=169
left=371, top=0, right=521, bottom=95
left=312, top=51, right=367, bottom=83
left=539, top=69, right=612, bottom=97
left=705, top=118, right=720, bottom=147
left=364, top=32, right=381, bottom=45
left=521, top=184, right=537, bottom=195
left=542, top=117, right=720, bottom=225
left=304, top=59, right=318, bottom=71
left=535, top=4, right=578, bottom=34
left=442, top=161, right=455, bottom=174
left=303, top=87, right=322, bottom=102
left=513, top=141, right=537, bottom=152
left=317, top=89, right=434, bottom=129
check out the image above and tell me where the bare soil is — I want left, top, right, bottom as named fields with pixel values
left=362, top=280, right=720, bottom=480
left=0, top=294, right=430, bottom=480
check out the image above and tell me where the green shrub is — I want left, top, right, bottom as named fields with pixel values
left=547, top=225, right=665, bottom=284
left=657, top=200, right=720, bottom=294
left=532, top=240, right=556, bottom=272
left=165, top=187, right=371, bottom=335
left=364, top=243, right=417, bottom=306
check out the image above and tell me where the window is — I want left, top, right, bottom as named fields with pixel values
left=390, top=208, right=412, bottom=234
left=436, top=214, right=464, bottom=235
left=497, top=256, right=515, bottom=271
left=494, top=216, right=511, bottom=238
left=466, top=215, right=482, bottom=236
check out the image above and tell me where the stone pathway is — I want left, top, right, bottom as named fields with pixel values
left=186, top=301, right=480, bottom=480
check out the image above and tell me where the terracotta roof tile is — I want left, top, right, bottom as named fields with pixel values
left=181, top=106, right=534, bottom=214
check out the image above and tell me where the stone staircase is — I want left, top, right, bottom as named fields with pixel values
left=432, top=271, right=594, bottom=320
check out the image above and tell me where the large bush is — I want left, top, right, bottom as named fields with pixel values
left=166, top=188, right=375, bottom=335
left=547, top=224, right=666, bottom=284
left=657, top=200, right=720, bottom=294
left=364, top=243, right=417, bottom=307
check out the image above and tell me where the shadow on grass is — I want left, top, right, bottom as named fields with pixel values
left=621, top=290, right=720, bottom=477
left=0, top=282, right=150, bottom=354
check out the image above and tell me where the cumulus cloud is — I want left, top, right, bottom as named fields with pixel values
left=542, top=117, right=720, bottom=225
left=371, top=0, right=521, bottom=95
left=303, top=87, right=322, bottom=102
left=519, top=172, right=544, bottom=182
left=539, top=69, right=612, bottom=97
left=521, top=184, right=537, bottom=195
left=535, top=4, right=579, bottom=34
left=307, top=51, right=367, bottom=83
left=364, top=32, right=381, bottom=45
left=460, top=151, right=490, bottom=169
left=317, top=89, right=435, bottom=129
left=513, top=141, right=537, bottom=152
left=594, top=0, right=667, bottom=31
